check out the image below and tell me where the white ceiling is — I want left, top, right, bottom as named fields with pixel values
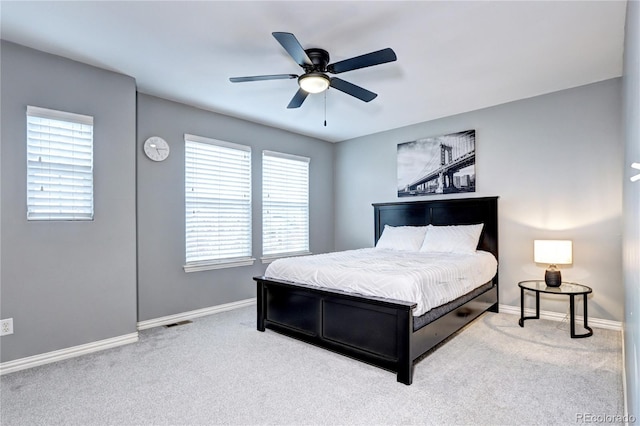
left=0, top=1, right=627, bottom=143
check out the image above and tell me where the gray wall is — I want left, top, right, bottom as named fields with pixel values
left=335, top=79, right=623, bottom=322
left=623, top=0, right=639, bottom=418
left=0, top=41, right=137, bottom=362
left=136, top=94, right=334, bottom=321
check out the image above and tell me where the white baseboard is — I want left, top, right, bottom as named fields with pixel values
left=621, top=330, right=629, bottom=425
left=498, top=304, right=622, bottom=331
left=0, top=332, right=139, bottom=376
left=136, top=297, right=257, bottom=330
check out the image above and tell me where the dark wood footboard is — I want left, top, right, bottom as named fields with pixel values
left=255, top=276, right=417, bottom=384
left=255, top=276, right=497, bottom=385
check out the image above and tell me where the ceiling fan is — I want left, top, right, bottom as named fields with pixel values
left=229, top=32, right=397, bottom=109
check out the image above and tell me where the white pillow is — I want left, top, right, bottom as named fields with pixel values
left=419, top=224, right=484, bottom=254
left=376, top=225, right=428, bottom=252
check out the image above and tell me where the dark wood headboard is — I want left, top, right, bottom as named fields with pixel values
left=372, top=196, right=499, bottom=261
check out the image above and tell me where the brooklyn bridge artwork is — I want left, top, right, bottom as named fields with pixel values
left=397, top=130, right=476, bottom=197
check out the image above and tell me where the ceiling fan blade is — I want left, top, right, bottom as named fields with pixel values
left=229, top=74, right=297, bottom=83
left=272, top=32, right=313, bottom=67
left=287, top=88, right=309, bottom=109
left=329, top=77, right=377, bottom=102
left=328, top=48, right=397, bottom=74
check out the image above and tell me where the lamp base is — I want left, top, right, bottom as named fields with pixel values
left=545, top=268, right=562, bottom=287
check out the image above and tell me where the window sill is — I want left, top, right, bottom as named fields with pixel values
left=260, top=251, right=312, bottom=264
left=183, top=257, right=256, bottom=273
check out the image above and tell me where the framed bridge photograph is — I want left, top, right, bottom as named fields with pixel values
left=397, top=130, right=476, bottom=197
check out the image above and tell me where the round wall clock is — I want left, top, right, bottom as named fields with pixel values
left=143, top=136, right=170, bottom=162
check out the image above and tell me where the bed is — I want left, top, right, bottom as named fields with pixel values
left=254, top=196, right=499, bottom=385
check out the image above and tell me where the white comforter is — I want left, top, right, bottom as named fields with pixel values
left=265, top=248, right=497, bottom=316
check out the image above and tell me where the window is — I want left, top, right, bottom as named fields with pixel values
left=262, top=150, right=310, bottom=260
left=184, top=134, right=253, bottom=272
left=26, top=106, right=94, bottom=221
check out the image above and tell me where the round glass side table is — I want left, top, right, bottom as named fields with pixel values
left=518, top=280, right=593, bottom=338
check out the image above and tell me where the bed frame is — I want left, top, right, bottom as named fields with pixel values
left=254, top=196, right=499, bottom=385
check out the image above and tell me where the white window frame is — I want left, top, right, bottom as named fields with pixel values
left=183, top=134, right=254, bottom=272
left=261, top=150, right=310, bottom=263
left=26, top=106, right=94, bottom=221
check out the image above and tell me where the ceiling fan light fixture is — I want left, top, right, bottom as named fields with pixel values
left=299, top=73, right=330, bottom=94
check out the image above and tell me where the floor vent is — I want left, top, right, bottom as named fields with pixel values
left=164, top=320, right=193, bottom=328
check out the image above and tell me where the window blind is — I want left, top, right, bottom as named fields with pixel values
left=26, top=106, right=94, bottom=221
left=184, top=134, right=253, bottom=270
left=262, top=150, right=310, bottom=258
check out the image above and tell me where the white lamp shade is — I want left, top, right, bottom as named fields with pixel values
left=534, top=240, right=573, bottom=265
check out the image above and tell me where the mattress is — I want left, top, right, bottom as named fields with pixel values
left=264, top=248, right=498, bottom=316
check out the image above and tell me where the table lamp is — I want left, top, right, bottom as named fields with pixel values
left=534, top=240, right=572, bottom=287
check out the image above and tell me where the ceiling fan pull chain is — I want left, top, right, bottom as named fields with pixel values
left=324, top=91, right=327, bottom=127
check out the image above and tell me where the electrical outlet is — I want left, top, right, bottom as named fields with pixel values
left=0, top=318, right=14, bottom=336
